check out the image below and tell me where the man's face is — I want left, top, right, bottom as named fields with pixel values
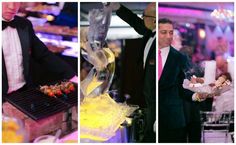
left=216, top=56, right=228, bottom=73
left=2, top=2, right=20, bottom=21
left=158, top=23, right=174, bottom=48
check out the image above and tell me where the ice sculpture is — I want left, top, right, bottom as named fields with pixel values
left=81, top=4, right=114, bottom=97
left=80, top=3, right=138, bottom=141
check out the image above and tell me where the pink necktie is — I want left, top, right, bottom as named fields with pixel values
left=158, top=49, right=163, bottom=80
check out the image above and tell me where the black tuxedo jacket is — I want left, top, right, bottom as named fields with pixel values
left=116, top=5, right=156, bottom=141
left=116, top=4, right=156, bottom=106
left=2, top=16, right=75, bottom=96
left=158, top=46, right=194, bottom=130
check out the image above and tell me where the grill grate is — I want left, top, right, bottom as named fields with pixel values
left=5, top=82, right=78, bottom=121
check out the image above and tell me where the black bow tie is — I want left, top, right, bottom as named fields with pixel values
left=2, top=19, right=17, bottom=30
left=151, top=32, right=156, bottom=37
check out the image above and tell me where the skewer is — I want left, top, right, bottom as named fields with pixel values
left=39, top=81, right=75, bottom=97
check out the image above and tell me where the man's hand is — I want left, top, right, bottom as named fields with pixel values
left=193, top=93, right=213, bottom=102
left=198, top=93, right=208, bottom=101
left=109, top=2, right=121, bottom=11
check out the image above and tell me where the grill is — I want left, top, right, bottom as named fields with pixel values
left=5, top=82, right=78, bottom=121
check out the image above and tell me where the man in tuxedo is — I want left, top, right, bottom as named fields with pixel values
left=111, top=2, right=156, bottom=142
left=2, top=2, right=77, bottom=98
left=158, top=18, right=209, bottom=143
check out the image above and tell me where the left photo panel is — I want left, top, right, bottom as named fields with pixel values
left=2, top=2, right=78, bottom=143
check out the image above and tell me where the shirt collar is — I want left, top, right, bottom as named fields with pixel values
left=160, top=46, right=170, bottom=53
left=2, top=17, right=14, bottom=22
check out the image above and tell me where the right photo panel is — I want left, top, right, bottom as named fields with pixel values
left=158, top=2, right=234, bottom=143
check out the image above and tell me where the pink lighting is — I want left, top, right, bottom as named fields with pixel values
left=159, top=7, right=205, bottom=18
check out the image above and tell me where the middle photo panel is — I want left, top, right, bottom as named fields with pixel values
left=80, top=2, right=156, bottom=143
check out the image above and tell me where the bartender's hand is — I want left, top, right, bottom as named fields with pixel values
left=69, top=75, right=78, bottom=84
left=110, top=2, right=121, bottom=11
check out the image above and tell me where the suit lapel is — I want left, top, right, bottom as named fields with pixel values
left=143, top=31, right=155, bottom=68
left=16, top=25, right=30, bottom=79
left=138, top=32, right=150, bottom=64
left=2, top=52, right=8, bottom=94
left=159, top=47, right=177, bottom=88
left=144, top=40, right=156, bottom=68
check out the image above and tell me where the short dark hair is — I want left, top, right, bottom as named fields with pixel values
left=158, top=18, right=173, bottom=25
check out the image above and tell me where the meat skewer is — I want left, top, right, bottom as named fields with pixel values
left=39, top=81, right=75, bottom=97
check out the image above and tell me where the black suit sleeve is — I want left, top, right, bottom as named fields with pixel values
left=178, top=54, right=194, bottom=102
left=116, top=4, right=148, bottom=35
left=27, top=20, right=76, bottom=79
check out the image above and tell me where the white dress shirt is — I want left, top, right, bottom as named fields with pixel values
left=159, top=46, right=170, bottom=69
left=2, top=19, right=26, bottom=93
left=143, top=30, right=156, bottom=68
